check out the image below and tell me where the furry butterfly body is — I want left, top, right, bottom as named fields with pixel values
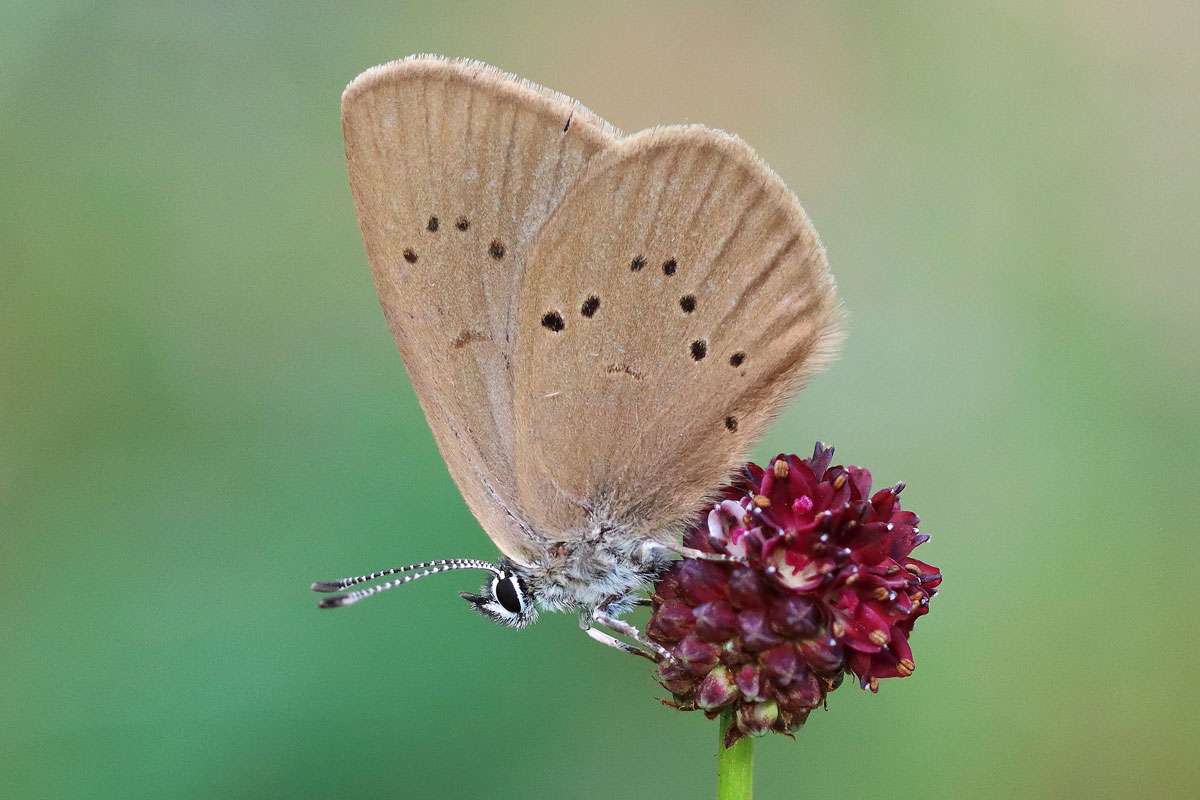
left=315, top=55, right=842, bottom=657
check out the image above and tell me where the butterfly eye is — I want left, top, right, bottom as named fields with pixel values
left=451, top=563, right=538, bottom=629
left=493, top=575, right=525, bottom=615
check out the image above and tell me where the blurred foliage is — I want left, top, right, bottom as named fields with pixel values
left=3, top=2, right=1197, bottom=798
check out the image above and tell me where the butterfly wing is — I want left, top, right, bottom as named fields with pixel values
left=512, top=126, right=843, bottom=541
left=342, top=56, right=618, bottom=563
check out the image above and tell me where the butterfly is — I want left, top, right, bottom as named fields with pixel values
left=312, top=55, right=842, bottom=661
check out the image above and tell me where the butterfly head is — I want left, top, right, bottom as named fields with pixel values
left=312, top=535, right=668, bottom=626
left=459, top=560, right=539, bottom=629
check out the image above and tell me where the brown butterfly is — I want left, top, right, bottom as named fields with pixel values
left=312, top=55, right=842, bottom=661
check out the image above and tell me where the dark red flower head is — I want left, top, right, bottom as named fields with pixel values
left=648, top=442, right=942, bottom=746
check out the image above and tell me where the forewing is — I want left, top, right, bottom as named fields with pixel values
left=342, top=56, right=618, bottom=563
left=512, top=127, right=843, bottom=541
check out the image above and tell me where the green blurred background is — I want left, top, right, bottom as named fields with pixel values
left=3, top=2, right=1197, bottom=798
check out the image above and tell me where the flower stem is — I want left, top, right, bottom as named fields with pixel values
left=717, top=711, right=753, bottom=800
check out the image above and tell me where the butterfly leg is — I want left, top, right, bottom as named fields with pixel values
left=582, top=626, right=658, bottom=662
left=592, top=608, right=675, bottom=663
left=670, top=544, right=748, bottom=564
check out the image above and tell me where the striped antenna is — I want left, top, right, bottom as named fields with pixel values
left=311, top=559, right=500, bottom=609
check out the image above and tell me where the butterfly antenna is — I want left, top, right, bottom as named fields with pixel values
left=311, top=559, right=500, bottom=609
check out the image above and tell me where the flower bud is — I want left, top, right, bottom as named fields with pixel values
left=696, top=665, right=739, bottom=711
left=735, top=663, right=764, bottom=702
left=737, top=609, right=783, bottom=652
left=657, top=659, right=697, bottom=695
left=736, top=700, right=779, bottom=737
left=647, top=599, right=694, bottom=642
left=726, top=564, right=768, bottom=609
left=798, top=636, right=845, bottom=676
left=777, top=670, right=823, bottom=716
left=677, top=559, right=727, bottom=604
left=768, top=594, right=819, bottom=637
left=693, top=600, right=739, bottom=642
left=676, top=634, right=720, bottom=675
left=760, top=644, right=799, bottom=687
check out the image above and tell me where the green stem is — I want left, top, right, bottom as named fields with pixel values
left=717, top=711, right=753, bottom=800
